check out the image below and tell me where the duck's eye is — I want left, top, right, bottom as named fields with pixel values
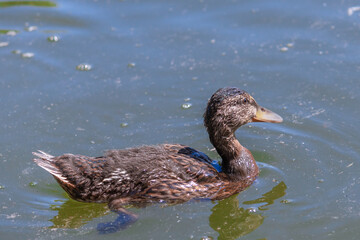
left=242, top=98, right=248, bottom=104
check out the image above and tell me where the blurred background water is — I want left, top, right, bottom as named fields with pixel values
left=0, top=0, right=360, bottom=239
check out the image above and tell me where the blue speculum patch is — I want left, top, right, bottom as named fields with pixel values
left=189, top=151, right=222, bottom=173
left=211, top=160, right=222, bottom=172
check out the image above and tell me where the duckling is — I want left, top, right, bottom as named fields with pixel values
left=33, top=87, right=282, bottom=233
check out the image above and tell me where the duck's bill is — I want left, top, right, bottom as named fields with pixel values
left=252, top=106, right=283, bottom=123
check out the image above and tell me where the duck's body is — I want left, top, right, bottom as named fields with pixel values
left=33, top=87, right=282, bottom=232
left=34, top=143, right=257, bottom=206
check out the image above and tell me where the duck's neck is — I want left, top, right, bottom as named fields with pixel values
left=209, top=129, right=259, bottom=181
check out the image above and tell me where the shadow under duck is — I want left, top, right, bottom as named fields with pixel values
left=33, top=87, right=282, bottom=232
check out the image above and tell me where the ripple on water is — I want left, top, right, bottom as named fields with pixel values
left=11, top=49, right=21, bottom=54
left=0, top=42, right=9, bottom=47
left=181, top=103, right=192, bottom=109
left=24, top=26, right=37, bottom=32
left=76, top=63, right=92, bottom=71
left=127, top=62, right=136, bottom=68
left=120, top=122, right=128, bottom=127
left=0, top=1, right=56, bottom=7
left=257, top=161, right=286, bottom=180
left=47, top=35, right=60, bottom=42
left=21, top=52, right=34, bottom=58
left=0, top=29, right=17, bottom=35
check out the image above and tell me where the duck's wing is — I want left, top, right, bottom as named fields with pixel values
left=163, top=144, right=222, bottom=182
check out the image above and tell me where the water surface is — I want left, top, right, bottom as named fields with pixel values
left=1, top=0, right=360, bottom=239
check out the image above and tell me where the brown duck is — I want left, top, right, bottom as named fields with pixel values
left=33, top=87, right=282, bottom=233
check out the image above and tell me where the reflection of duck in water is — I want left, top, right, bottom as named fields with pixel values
left=210, top=194, right=265, bottom=240
left=49, top=197, right=109, bottom=229
left=47, top=181, right=286, bottom=236
left=210, top=181, right=287, bottom=240
left=33, top=87, right=282, bottom=232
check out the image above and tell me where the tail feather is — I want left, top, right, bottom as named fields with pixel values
left=32, top=150, right=54, bottom=160
left=32, top=150, right=70, bottom=184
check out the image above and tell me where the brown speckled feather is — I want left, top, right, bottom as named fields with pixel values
left=34, top=144, right=256, bottom=205
left=33, top=87, right=282, bottom=227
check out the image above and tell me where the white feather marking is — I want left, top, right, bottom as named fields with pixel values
left=102, top=168, right=130, bottom=182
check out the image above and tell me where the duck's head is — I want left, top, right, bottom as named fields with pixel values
left=204, top=87, right=282, bottom=136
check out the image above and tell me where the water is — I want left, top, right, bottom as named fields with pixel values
left=1, top=0, right=360, bottom=239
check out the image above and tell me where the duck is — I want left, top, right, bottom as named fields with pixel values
left=33, top=87, right=282, bottom=233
